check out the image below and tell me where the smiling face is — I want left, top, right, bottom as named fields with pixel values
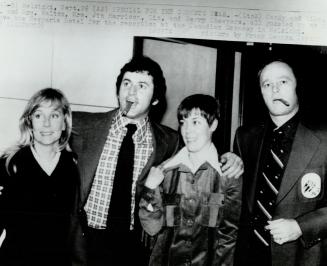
left=31, top=101, right=65, bottom=149
left=118, top=71, right=157, bottom=122
left=260, top=61, right=299, bottom=125
left=180, top=109, right=217, bottom=154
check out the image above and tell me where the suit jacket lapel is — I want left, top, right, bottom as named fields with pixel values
left=247, top=125, right=267, bottom=212
left=79, top=111, right=115, bottom=205
left=276, top=123, right=320, bottom=204
left=137, top=122, right=169, bottom=186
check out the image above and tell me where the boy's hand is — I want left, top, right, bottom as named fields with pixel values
left=145, top=166, right=165, bottom=189
left=220, top=152, right=243, bottom=178
left=0, top=186, right=3, bottom=195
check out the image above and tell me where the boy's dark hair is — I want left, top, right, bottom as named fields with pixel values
left=116, top=56, right=167, bottom=107
left=177, top=94, right=220, bottom=126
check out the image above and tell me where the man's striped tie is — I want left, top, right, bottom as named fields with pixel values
left=252, top=131, right=286, bottom=247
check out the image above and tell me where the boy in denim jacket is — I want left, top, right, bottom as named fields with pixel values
left=139, top=94, right=242, bottom=266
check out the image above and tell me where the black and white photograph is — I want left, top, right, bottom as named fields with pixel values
left=0, top=0, right=327, bottom=265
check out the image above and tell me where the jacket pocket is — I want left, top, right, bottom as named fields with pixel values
left=163, top=193, right=181, bottom=227
left=200, top=192, right=224, bottom=227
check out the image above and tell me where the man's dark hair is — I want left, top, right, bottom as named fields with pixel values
left=116, top=56, right=167, bottom=121
left=177, top=94, right=220, bottom=126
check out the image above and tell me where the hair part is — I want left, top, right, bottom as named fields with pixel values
left=177, top=94, right=220, bottom=126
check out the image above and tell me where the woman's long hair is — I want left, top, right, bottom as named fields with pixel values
left=2, top=88, right=72, bottom=173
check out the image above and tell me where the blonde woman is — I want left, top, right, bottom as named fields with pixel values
left=0, top=88, right=78, bottom=266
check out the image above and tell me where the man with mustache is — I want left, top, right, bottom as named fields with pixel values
left=70, top=56, right=244, bottom=266
left=234, top=60, right=327, bottom=266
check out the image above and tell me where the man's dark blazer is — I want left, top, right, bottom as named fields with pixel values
left=233, top=120, right=327, bottom=266
left=69, top=109, right=179, bottom=265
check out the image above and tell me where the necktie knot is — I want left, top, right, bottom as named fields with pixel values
left=125, top=124, right=137, bottom=138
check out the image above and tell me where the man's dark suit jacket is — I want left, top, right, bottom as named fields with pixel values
left=234, top=121, right=327, bottom=266
left=69, top=109, right=179, bottom=265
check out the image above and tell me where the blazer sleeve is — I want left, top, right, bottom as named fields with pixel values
left=296, top=205, right=327, bottom=248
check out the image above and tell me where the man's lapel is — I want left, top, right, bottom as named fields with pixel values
left=136, top=123, right=169, bottom=186
left=276, top=123, right=320, bottom=205
left=247, top=125, right=267, bottom=212
left=79, top=111, right=115, bottom=204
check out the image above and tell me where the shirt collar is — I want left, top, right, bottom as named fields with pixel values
left=111, top=109, right=149, bottom=143
left=162, top=143, right=222, bottom=175
left=270, top=112, right=300, bottom=137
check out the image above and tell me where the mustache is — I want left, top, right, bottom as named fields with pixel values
left=273, top=98, right=290, bottom=106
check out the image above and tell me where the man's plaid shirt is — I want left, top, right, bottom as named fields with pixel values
left=84, top=110, right=153, bottom=229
